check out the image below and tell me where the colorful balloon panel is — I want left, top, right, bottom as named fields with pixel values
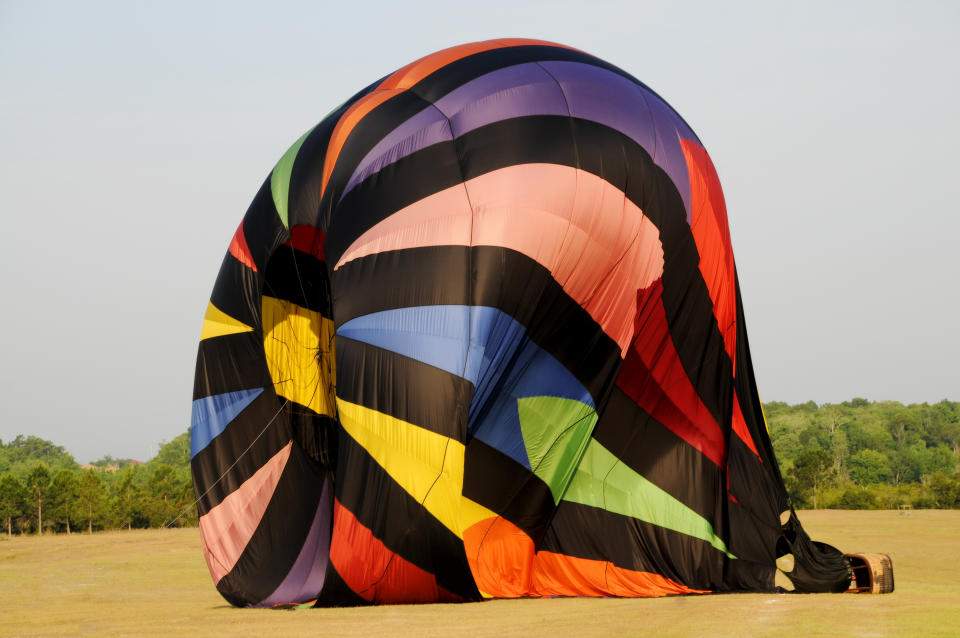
left=191, top=38, right=850, bottom=607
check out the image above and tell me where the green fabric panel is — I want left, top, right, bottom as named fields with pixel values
left=517, top=396, right=598, bottom=503
left=563, top=440, right=735, bottom=557
left=270, top=126, right=316, bottom=229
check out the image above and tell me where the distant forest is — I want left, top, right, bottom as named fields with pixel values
left=0, top=433, right=194, bottom=535
left=767, top=399, right=960, bottom=510
left=1, top=399, right=958, bottom=535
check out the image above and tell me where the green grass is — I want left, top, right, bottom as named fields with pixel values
left=1, top=510, right=957, bottom=637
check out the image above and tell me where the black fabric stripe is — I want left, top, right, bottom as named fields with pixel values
left=733, top=271, right=781, bottom=473
left=331, top=245, right=469, bottom=323
left=208, top=252, right=261, bottom=332
left=590, top=387, right=723, bottom=524
left=318, top=91, right=437, bottom=224
left=288, top=409, right=338, bottom=475
left=332, top=246, right=622, bottom=408
left=724, top=434, right=781, bottom=567
left=193, top=331, right=271, bottom=401
left=463, top=438, right=556, bottom=543
left=410, top=45, right=641, bottom=105
left=724, top=270, right=788, bottom=565
left=241, top=177, right=288, bottom=275
left=325, top=115, right=578, bottom=265
left=262, top=245, right=332, bottom=316
left=286, top=79, right=381, bottom=229
left=334, top=429, right=481, bottom=600
left=191, top=387, right=291, bottom=516
left=324, top=140, right=465, bottom=263
left=207, top=177, right=285, bottom=333
left=539, top=501, right=749, bottom=591
left=334, top=335, right=471, bottom=441
left=315, top=43, right=682, bottom=227
left=215, top=446, right=329, bottom=606
left=325, top=114, right=732, bottom=428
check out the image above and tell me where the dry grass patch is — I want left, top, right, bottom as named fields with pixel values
left=1, top=510, right=957, bottom=637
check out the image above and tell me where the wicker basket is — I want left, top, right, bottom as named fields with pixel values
left=845, top=553, right=894, bottom=594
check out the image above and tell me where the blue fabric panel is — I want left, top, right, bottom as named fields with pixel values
left=190, top=388, right=264, bottom=459
left=337, top=305, right=594, bottom=469
left=469, top=337, right=595, bottom=468
left=337, top=305, right=486, bottom=383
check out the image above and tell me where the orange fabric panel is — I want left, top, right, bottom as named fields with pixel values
left=732, top=393, right=761, bottom=459
left=462, top=516, right=535, bottom=598
left=681, top=140, right=736, bottom=369
left=329, top=499, right=464, bottom=604
left=532, top=551, right=707, bottom=597
left=319, top=39, right=578, bottom=198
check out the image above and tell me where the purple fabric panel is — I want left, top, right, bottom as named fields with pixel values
left=343, top=108, right=453, bottom=195
left=540, top=60, right=699, bottom=223
left=342, top=63, right=566, bottom=199
left=342, top=60, right=703, bottom=222
left=256, top=475, right=332, bottom=607
left=432, top=62, right=568, bottom=136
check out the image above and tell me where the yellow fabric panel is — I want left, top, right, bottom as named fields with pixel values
left=261, top=296, right=336, bottom=418
left=336, top=398, right=496, bottom=538
left=200, top=301, right=254, bottom=341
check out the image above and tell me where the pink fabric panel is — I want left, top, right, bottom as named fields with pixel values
left=338, top=184, right=473, bottom=263
left=199, top=442, right=293, bottom=584
left=335, top=164, right=664, bottom=354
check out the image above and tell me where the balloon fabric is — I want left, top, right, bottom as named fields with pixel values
left=191, top=38, right=850, bottom=607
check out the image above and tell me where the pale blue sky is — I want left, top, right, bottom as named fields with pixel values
left=1, top=1, right=957, bottom=462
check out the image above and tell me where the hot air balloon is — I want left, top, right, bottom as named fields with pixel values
left=190, top=38, right=856, bottom=607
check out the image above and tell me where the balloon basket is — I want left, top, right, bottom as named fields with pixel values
left=844, top=553, right=894, bottom=594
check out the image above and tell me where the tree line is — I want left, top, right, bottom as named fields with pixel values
left=769, top=398, right=960, bottom=509
left=0, top=433, right=196, bottom=536
left=1, top=398, right=958, bottom=536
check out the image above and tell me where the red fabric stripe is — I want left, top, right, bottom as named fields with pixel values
left=681, top=140, right=736, bottom=369
left=328, top=499, right=464, bottom=604
left=228, top=222, right=257, bottom=272
left=731, top=393, right=761, bottom=459
left=283, top=225, right=325, bottom=261
left=616, top=280, right=726, bottom=466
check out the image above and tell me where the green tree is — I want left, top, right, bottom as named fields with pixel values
left=144, top=463, right=189, bottom=527
left=111, top=468, right=145, bottom=530
left=928, top=472, right=960, bottom=508
left=0, top=473, right=28, bottom=536
left=0, top=435, right=79, bottom=479
left=25, top=464, right=51, bottom=534
left=848, top=449, right=890, bottom=485
left=769, top=425, right=801, bottom=464
left=47, top=469, right=79, bottom=534
left=884, top=408, right=921, bottom=446
left=830, top=429, right=849, bottom=481
left=789, top=449, right=833, bottom=508
left=153, top=432, right=190, bottom=468
left=832, top=485, right=877, bottom=509
left=74, top=469, right=107, bottom=533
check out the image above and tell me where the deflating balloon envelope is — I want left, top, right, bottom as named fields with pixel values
left=191, top=38, right=851, bottom=607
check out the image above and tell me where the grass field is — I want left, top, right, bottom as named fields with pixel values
left=1, top=510, right=957, bottom=637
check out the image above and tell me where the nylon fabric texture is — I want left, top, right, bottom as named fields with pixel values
left=190, top=38, right=850, bottom=607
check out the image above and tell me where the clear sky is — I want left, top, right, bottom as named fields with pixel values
left=1, top=1, right=957, bottom=463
